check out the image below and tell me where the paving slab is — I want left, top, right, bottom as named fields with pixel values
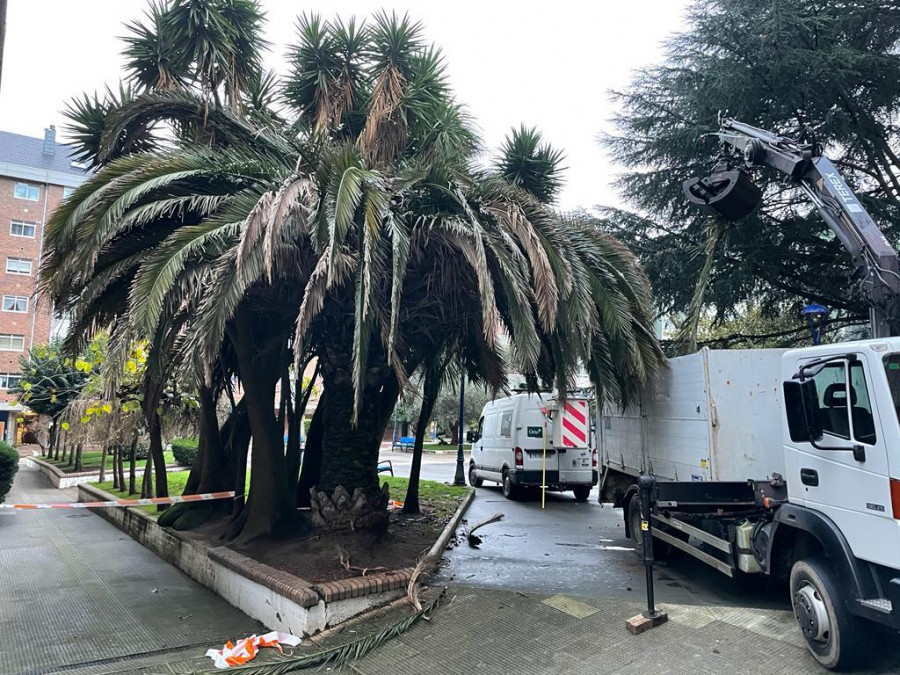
left=0, top=463, right=261, bottom=675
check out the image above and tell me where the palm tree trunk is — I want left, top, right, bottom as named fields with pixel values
left=99, top=443, right=108, bottom=483
left=288, top=361, right=319, bottom=502
left=117, top=443, right=126, bottom=493
left=317, top=371, right=400, bottom=497
left=141, top=453, right=153, bottom=498
left=227, top=311, right=295, bottom=543
left=404, top=367, right=441, bottom=515
left=111, top=445, right=119, bottom=490
left=73, top=443, right=83, bottom=472
left=296, top=395, right=325, bottom=507
left=128, top=436, right=137, bottom=495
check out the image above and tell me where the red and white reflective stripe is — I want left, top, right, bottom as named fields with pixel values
left=0, top=491, right=236, bottom=509
left=561, top=401, right=589, bottom=447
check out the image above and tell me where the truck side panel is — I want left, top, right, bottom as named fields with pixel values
left=602, top=351, right=712, bottom=482
left=601, top=349, right=787, bottom=483
left=706, top=350, right=786, bottom=481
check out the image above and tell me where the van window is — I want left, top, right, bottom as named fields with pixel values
left=476, top=416, right=484, bottom=440
left=499, top=410, right=513, bottom=438
left=484, top=414, right=496, bottom=438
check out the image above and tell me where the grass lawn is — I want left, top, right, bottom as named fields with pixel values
left=92, top=469, right=191, bottom=516
left=381, top=475, right=470, bottom=519
left=45, top=448, right=178, bottom=473
left=88, top=471, right=467, bottom=520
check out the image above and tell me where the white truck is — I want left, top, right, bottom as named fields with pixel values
left=469, top=392, right=597, bottom=501
left=599, top=344, right=900, bottom=669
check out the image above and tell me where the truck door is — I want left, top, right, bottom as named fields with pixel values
left=784, top=355, right=896, bottom=567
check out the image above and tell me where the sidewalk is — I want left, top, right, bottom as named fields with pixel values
left=0, top=462, right=261, bottom=675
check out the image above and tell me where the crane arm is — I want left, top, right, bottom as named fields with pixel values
left=684, top=118, right=900, bottom=338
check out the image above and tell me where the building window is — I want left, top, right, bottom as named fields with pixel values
left=13, top=183, right=39, bottom=201
left=0, top=374, right=21, bottom=390
left=2, top=296, right=28, bottom=313
left=63, top=186, right=76, bottom=199
left=6, top=258, right=32, bottom=275
left=10, top=221, right=36, bottom=238
left=0, top=334, right=25, bottom=351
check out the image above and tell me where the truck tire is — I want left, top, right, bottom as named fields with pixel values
left=628, top=498, right=645, bottom=557
left=573, top=486, right=591, bottom=502
left=468, top=463, right=483, bottom=487
left=790, top=557, right=866, bottom=670
left=502, top=469, right=521, bottom=500
left=627, top=497, right=673, bottom=561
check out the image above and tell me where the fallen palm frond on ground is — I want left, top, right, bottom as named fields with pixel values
left=466, top=512, right=504, bottom=548
left=406, top=551, right=441, bottom=611
left=199, top=588, right=447, bottom=674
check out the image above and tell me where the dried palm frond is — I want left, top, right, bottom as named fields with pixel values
left=675, top=219, right=725, bottom=355
left=198, top=589, right=447, bottom=675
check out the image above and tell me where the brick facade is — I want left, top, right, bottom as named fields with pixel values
left=0, top=176, right=60, bottom=404
left=0, top=127, right=90, bottom=440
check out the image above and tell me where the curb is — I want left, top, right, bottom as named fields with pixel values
left=427, top=487, right=475, bottom=560
left=27, top=456, right=185, bottom=488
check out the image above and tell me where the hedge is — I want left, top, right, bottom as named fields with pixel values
left=171, top=437, right=199, bottom=467
left=0, top=442, right=19, bottom=504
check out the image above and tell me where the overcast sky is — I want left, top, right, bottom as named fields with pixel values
left=0, top=0, right=687, bottom=211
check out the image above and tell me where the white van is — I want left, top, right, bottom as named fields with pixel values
left=469, top=392, right=597, bottom=501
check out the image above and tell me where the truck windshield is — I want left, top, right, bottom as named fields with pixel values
left=883, top=355, right=900, bottom=426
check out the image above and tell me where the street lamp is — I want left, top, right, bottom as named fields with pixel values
left=453, top=365, right=466, bottom=486
left=801, top=304, right=830, bottom=345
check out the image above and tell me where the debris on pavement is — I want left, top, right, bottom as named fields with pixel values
left=466, top=512, right=504, bottom=548
left=205, top=632, right=301, bottom=669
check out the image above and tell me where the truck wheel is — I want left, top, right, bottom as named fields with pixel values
left=502, top=469, right=520, bottom=500
left=627, top=497, right=673, bottom=561
left=790, top=557, right=866, bottom=670
left=628, top=498, right=645, bottom=557
left=573, top=486, right=591, bottom=502
left=468, top=463, right=483, bottom=487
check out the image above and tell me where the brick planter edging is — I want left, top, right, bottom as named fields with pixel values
left=75, top=482, right=472, bottom=636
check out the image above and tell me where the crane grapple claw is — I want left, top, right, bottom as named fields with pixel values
left=683, top=168, right=762, bottom=221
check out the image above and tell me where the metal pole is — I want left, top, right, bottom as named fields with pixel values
left=541, top=419, right=547, bottom=509
left=638, top=474, right=661, bottom=620
left=453, top=367, right=466, bottom=486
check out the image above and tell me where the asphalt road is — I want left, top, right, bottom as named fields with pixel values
left=380, top=446, right=788, bottom=609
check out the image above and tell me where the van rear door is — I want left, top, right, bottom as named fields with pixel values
left=555, top=399, right=592, bottom=484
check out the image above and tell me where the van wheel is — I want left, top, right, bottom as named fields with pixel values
left=573, top=486, right=591, bottom=502
left=468, top=463, right=483, bottom=487
left=502, top=469, right=520, bottom=500
left=790, top=557, right=866, bottom=670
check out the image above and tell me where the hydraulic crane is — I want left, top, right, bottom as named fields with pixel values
left=683, top=118, right=900, bottom=338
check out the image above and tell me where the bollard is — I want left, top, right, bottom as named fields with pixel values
left=625, top=474, right=669, bottom=635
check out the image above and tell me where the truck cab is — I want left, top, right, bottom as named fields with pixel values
left=782, top=339, right=900, bottom=570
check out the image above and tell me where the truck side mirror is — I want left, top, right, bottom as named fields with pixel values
left=784, top=380, right=823, bottom=442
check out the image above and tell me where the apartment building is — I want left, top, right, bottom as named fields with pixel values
left=0, top=126, right=90, bottom=441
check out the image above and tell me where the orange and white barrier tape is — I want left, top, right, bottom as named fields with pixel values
left=0, top=491, right=236, bottom=509
left=206, top=631, right=301, bottom=668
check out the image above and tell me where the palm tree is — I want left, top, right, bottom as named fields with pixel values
left=43, top=6, right=664, bottom=542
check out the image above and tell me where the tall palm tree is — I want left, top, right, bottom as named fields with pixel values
left=43, top=6, right=664, bottom=542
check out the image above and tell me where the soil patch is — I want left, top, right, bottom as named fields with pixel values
left=182, top=479, right=469, bottom=583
